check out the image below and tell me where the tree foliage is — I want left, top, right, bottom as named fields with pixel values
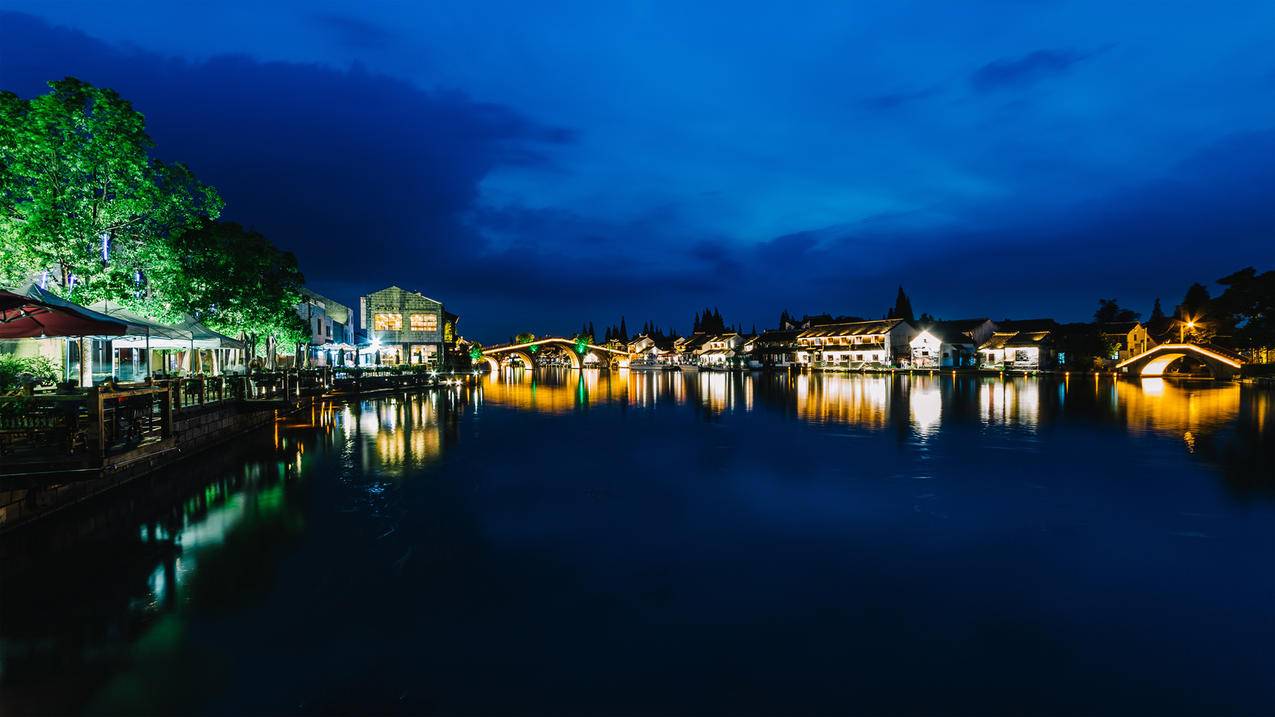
left=1212, top=267, right=1274, bottom=353
left=0, top=78, right=222, bottom=301
left=887, top=286, right=915, bottom=323
left=159, top=221, right=308, bottom=355
left=0, top=78, right=312, bottom=361
left=1093, top=298, right=1139, bottom=323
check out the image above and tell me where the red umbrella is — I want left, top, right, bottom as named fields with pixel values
left=0, top=288, right=129, bottom=338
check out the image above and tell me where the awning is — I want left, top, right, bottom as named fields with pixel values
left=0, top=284, right=129, bottom=338
left=88, top=302, right=195, bottom=347
left=173, top=315, right=245, bottom=350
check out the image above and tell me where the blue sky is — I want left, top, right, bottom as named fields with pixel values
left=1, top=1, right=1273, bottom=339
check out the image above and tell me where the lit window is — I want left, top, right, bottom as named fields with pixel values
left=410, top=313, right=438, bottom=332
left=373, top=313, right=402, bottom=331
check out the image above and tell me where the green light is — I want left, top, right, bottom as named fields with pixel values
left=575, top=338, right=588, bottom=354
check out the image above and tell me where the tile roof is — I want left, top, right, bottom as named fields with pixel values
left=797, top=318, right=906, bottom=339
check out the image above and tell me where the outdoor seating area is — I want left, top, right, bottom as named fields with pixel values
left=0, top=371, right=335, bottom=474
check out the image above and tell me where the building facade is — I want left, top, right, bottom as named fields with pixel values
left=297, top=289, right=355, bottom=366
left=979, top=330, right=1056, bottom=370
left=1098, top=321, right=1152, bottom=361
left=909, top=319, right=996, bottom=368
left=794, top=319, right=916, bottom=367
left=358, top=286, right=457, bottom=367
left=697, top=332, right=746, bottom=367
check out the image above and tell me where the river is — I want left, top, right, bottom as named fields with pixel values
left=2, top=370, right=1272, bottom=715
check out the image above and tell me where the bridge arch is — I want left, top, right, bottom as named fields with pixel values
left=1116, top=343, right=1242, bottom=379
left=477, top=337, right=630, bottom=372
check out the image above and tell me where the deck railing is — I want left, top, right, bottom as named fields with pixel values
left=1, top=367, right=380, bottom=469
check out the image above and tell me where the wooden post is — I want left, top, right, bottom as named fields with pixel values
left=162, top=382, right=174, bottom=438
left=85, top=386, right=103, bottom=458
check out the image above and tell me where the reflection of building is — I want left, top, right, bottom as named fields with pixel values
left=795, top=319, right=916, bottom=367
left=358, top=286, right=459, bottom=367
left=297, top=289, right=355, bottom=366
left=910, top=319, right=996, bottom=368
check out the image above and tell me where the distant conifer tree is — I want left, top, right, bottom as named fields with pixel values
left=1149, top=299, right=1165, bottom=324
left=890, top=287, right=916, bottom=323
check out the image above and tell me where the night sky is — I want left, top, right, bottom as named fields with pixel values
left=1, top=2, right=1272, bottom=340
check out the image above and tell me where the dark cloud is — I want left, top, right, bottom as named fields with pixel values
left=0, top=11, right=1268, bottom=338
left=310, top=14, right=398, bottom=50
left=0, top=11, right=576, bottom=335
left=858, top=86, right=942, bottom=111
left=969, top=48, right=1092, bottom=92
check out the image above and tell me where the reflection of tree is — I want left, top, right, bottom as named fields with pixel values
left=1190, top=389, right=1275, bottom=497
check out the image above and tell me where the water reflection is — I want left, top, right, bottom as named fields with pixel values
left=472, top=369, right=1272, bottom=489
left=343, top=393, right=457, bottom=477
left=474, top=369, right=1270, bottom=441
left=2, top=372, right=1272, bottom=715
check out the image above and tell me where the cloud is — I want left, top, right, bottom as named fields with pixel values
left=310, top=14, right=399, bottom=50
left=858, top=86, right=942, bottom=111
left=969, top=48, right=1092, bottom=92
left=0, top=11, right=576, bottom=333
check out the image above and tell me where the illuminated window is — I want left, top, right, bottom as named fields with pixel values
left=410, top=313, right=438, bottom=332
left=409, top=344, right=439, bottom=364
left=373, top=313, right=402, bottom=331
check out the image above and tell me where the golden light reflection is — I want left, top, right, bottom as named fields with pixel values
left=795, top=374, right=889, bottom=428
left=479, top=368, right=626, bottom=413
left=979, top=378, right=1041, bottom=428
left=464, top=369, right=1267, bottom=454
left=340, top=393, right=450, bottom=476
left=1115, top=378, right=1240, bottom=438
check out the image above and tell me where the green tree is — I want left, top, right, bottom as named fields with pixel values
left=156, top=221, right=307, bottom=360
left=0, top=78, right=221, bottom=301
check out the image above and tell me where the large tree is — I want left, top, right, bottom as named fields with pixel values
left=888, top=286, right=915, bottom=323
left=154, top=221, right=307, bottom=360
left=1211, top=267, right=1274, bottom=358
left=1093, top=298, right=1139, bottom=323
left=0, top=78, right=221, bottom=302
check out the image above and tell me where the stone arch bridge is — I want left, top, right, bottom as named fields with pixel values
left=477, top=337, right=630, bottom=372
left=1115, top=343, right=1243, bottom=379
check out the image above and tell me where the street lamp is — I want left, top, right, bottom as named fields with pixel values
left=1180, top=317, right=1196, bottom=343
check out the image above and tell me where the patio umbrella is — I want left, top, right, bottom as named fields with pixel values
left=0, top=286, right=129, bottom=338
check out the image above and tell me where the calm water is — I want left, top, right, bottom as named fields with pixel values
left=2, top=370, right=1273, bottom=716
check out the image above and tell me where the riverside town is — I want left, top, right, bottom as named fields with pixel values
left=2, top=8, right=1274, bottom=717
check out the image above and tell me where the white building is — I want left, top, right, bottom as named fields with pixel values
left=978, top=330, right=1056, bottom=370
left=909, top=319, right=996, bottom=368
left=795, top=319, right=917, bottom=368
left=697, top=333, right=746, bottom=367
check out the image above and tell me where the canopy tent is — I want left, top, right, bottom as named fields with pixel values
left=173, top=315, right=245, bottom=350
left=88, top=302, right=194, bottom=348
left=0, top=284, right=129, bottom=338
left=173, top=315, right=245, bottom=374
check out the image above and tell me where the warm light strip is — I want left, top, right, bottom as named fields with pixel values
left=1115, top=343, right=1242, bottom=369
left=484, top=337, right=628, bottom=355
